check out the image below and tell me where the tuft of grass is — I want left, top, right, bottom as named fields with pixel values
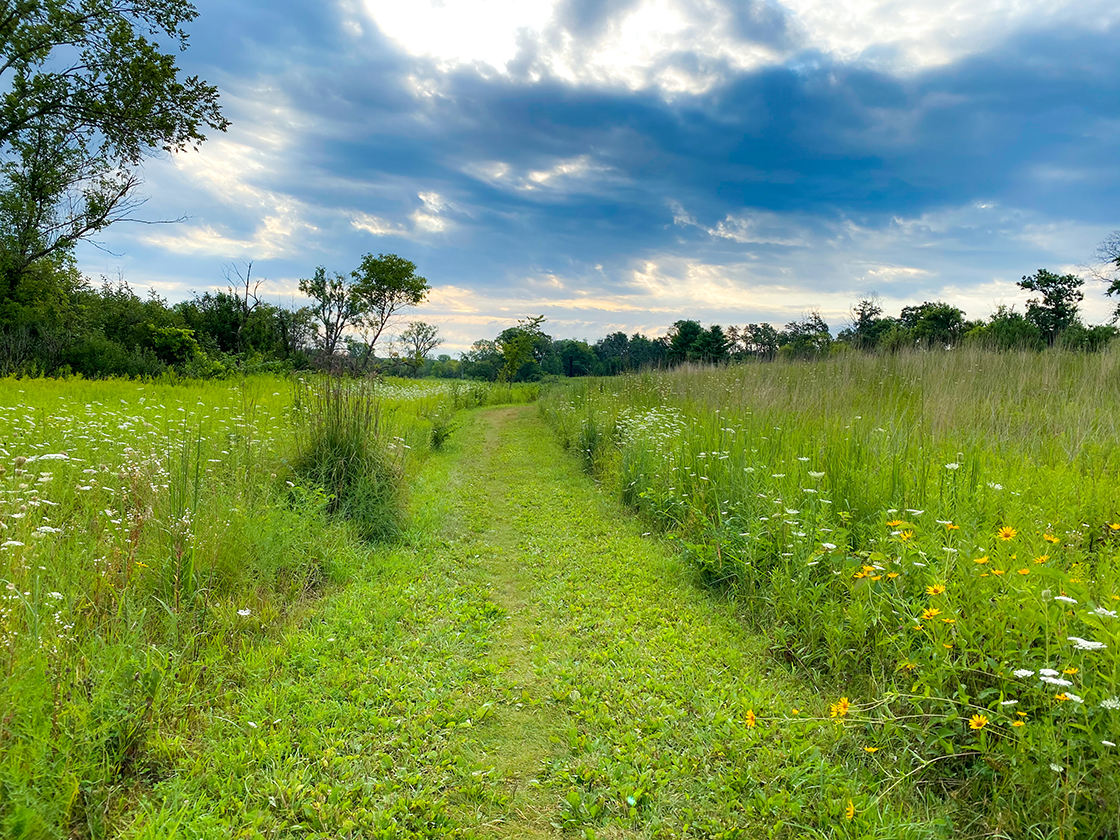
left=291, top=376, right=405, bottom=542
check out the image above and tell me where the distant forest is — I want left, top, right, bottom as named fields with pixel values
left=3, top=252, right=1120, bottom=381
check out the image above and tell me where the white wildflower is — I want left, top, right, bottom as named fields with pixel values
left=999, top=699, right=1019, bottom=706
left=1065, top=693, right=1083, bottom=704
left=1040, top=676, right=1073, bottom=687
left=820, top=543, right=837, bottom=551
left=1101, top=697, right=1120, bottom=710
left=1050, top=763, right=1063, bottom=773
left=944, top=462, right=960, bottom=470
left=1069, top=636, right=1107, bottom=651
left=1054, top=595, right=1078, bottom=605
left=1013, top=669, right=1034, bottom=678
left=1039, top=668, right=1060, bottom=677
left=808, top=471, right=825, bottom=479
left=1092, top=606, right=1117, bottom=618
left=237, top=608, right=252, bottom=617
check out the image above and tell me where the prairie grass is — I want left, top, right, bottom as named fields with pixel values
left=541, top=346, right=1120, bottom=837
left=0, top=373, right=531, bottom=837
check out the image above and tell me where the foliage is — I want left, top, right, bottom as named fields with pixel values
left=349, top=253, right=430, bottom=372
left=498, top=315, right=548, bottom=382
left=399, top=320, right=443, bottom=366
left=0, top=0, right=229, bottom=298
left=542, top=348, right=1120, bottom=836
left=1019, top=269, right=1084, bottom=344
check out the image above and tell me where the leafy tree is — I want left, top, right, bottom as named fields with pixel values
left=0, top=0, right=229, bottom=299
left=298, top=266, right=364, bottom=359
left=780, top=311, right=831, bottom=357
left=461, top=339, right=502, bottom=381
left=593, top=331, right=629, bottom=374
left=1018, top=269, right=1083, bottom=344
left=899, top=301, right=965, bottom=347
left=350, top=253, right=429, bottom=371
left=741, top=323, right=780, bottom=359
left=973, top=306, right=1044, bottom=351
left=498, top=315, right=548, bottom=382
left=398, top=320, right=442, bottom=366
left=553, top=338, right=597, bottom=376
left=627, top=332, right=667, bottom=370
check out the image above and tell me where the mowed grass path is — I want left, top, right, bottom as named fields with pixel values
left=132, top=406, right=849, bottom=839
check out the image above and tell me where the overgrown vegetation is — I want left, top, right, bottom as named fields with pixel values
left=0, top=374, right=531, bottom=837
left=541, top=347, right=1120, bottom=837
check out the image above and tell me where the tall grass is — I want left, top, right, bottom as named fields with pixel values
left=541, top=347, right=1120, bottom=837
left=0, top=373, right=534, bottom=836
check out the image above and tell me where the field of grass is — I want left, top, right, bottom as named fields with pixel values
left=0, top=374, right=534, bottom=838
left=540, top=347, right=1120, bottom=838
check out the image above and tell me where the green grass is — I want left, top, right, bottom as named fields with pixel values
left=540, top=348, right=1120, bottom=838
left=0, top=374, right=532, bottom=838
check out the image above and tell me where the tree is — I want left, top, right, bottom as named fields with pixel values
left=399, top=320, right=442, bottom=366
left=0, top=0, right=229, bottom=299
left=692, top=325, right=729, bottom=363
left=899, top=301, right=965, bottom=347
left=498, top=315, right=547, bottom=382
left=780, top=311, right=831, bottom=357
left=741, top=323, right=780, bottom=359
left=667, top=319, right=703, bottom=364
left=298, top=266, right=363, bottom=358
left=1091, top=232, right=1120, bottom=322
left=350, top=253, right=430, bottom=371
left=1018, top=269, right=1083, bottom=344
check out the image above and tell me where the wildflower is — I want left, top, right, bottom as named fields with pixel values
left=1050, top=763, right=1063, bottom=773
left=1034, top=555, right=1048, bottom=564
left=863, top=746, right=879, bottom=753
left=942, top=618, right=956, bottom=623
left=887, top=572, right=900, bottom=579
left=1111, top=523, right=1120, bottom=531
left=899, top=530, right=914, bottom=541
left=48, top=591, right=63, bottom=600
left=830, top=697, right=851, bottom=718
left=886, top=519, right=904, bottom=527
left=1055, top=693, right=1069, bottom=701
left=926, top=584, right=946, bottom=595
left=969, top=714, right=989, bottom=730
left=1068, top=636, right=1107, bottom=651
left=944, top=462, right=960, bottom=470
left=991, top=569, right=1005, bottom=576
left=1066, top=693, right=1083, bottom=704
left=1040, top=676, right=1073, bottom=687
left=900, top=661, right=917, bottom=671
left=1101, top=697, right=1120, bottom=710
left=921, top=607, right=942, bottom=620
left=1012, top=720, right=1026, bottom=728
left=791, top=707, right=800, bottom=715
left=237, top=608, right=252, bottom=617
left=988, top=482, right=1003, bottom=490
left=845, top=800, right=855, bottom=820
left=1063, top=667, right=1078, bottom=675
left=1043, top=534, right=1060, bottom=544
left=1039, top=668, right=1060, bottom=677
left=808, top=471, right=825, bottom=479
left=1000, top=699, right=1018, bottom=706
left=745, top=709, right=756, bottom=728
left=943, top=643, right=954, bottom=649
left=820, top=542, right=837, bottom=551
left=1054, top=595, right=1078, bottom=605
left=1105, top=740, right=1117, bottom=747
left=1013, top=669, right=1034, bottom=678
left=974, top=556, right=989, bottom=564
left=1093, top=606, right=1118, bottom=618
left=946, top=523, right=960, bottom=530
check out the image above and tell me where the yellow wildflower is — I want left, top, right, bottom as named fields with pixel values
left=899, top=530, right=914, bottom=541
left=845, top=800, right=855, bottom=820
left=974, top=556, right=989, bottom=564
left=1011, top=720, right=1025, bottom=728
left=746, top=709, right=756, bottom=728
left=830, top=697, right=851, bottom=718
left=969, top=714, right=989, bottom=730
left=1018, top=569, right=1030, bottom=575
left=1043, top=534, right=1060, bottom=544
left=998, top=526, right=1017, bottom=541
left=863, top=746, right=879, bottom=753
left=886, top=519, right=904, bottom=527
left=926, top=584, right=946, bottom=595
left=1063, top=667, right=1078, bottom=675
left=921, top=607, right=942, bottom=620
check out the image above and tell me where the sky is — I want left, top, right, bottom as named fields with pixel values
left=75, top=0, right=1120, bottom=353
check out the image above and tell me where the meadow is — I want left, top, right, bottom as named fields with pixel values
left=0, top=374, right=534, bottom=837
left=540, top=347, right=1120, bottom=837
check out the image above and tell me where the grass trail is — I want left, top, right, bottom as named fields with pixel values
left=130, top=406, right=865, bottom=839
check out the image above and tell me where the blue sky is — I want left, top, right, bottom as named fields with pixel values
left=76, top=0, right=1120, bottom=352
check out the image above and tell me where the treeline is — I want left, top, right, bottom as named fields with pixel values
left=3, top=255, right=1119, bottom=381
